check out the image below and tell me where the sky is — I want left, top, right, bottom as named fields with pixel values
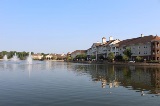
left=0, top=0, right=160, bottom=54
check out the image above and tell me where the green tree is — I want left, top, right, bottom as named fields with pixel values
left=136, top=56, right=142, bottom=62
left=123, top=55, right=129, bottom=62
left=115, top=55, right=122, bottom=61
left=66, top=56, right=72, bottom=61
left=99, top=55, right=104, bottom=60
left=0, top=55, right=3, bottom=59
left=1, top=51, right=7, bottom=56
left=75, top=53, right=87, bottom=61
left=81, top=53, right=87, bottom=60
left=91, top=55, right=96, bottom=60
left=123, top=47, right=132, bottom=58
left=108, top=52, right=115, bottom=61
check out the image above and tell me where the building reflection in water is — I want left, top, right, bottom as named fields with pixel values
left=73, top=64, right=160, bottom=95
left=151, top=68, right=160, bottom=94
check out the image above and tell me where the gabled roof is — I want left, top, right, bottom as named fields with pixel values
left=91, top=43, right=101, bottom=47
left=151, top=35, right=160, bottom=41
left=104, top=40, right=115, bottom=46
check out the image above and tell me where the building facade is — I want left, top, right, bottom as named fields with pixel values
left=87, top=37, right=120, bottom=60
left=32, top=53, right=43, bottom=60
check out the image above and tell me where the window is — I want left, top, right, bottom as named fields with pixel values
left=139, top=52, right=140, bottom=54
left=144, top=51, right=147, bottom=54
left=144, top=45, right=147, bottom=48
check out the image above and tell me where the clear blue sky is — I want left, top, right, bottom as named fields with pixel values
left=0, top=0, right=160, bottom=54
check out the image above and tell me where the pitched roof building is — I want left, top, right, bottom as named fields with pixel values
left=87, top=37, right=120, bottom=60
left=117, top=34, right=160, bottom=61
left=86, top=34, right=160, bottom=61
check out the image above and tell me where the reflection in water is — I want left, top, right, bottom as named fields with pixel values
left=1, top=61, right=160, bottom=106
left=72, top=64, right=160, bottom=95
left=45, top=61, right=52, bottom=70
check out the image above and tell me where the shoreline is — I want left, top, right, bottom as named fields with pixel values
left=70, top=61, right=160, bottom=66
left=1, top=59, right=160, bottom=66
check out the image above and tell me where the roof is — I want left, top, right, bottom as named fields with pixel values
left=71, top=50, right=87, bottom=54
left=32, top=54, right=43, bottom=56
left=151, top=35, right=160, bottom=41
left=103, top=40, right=115, bottom=46
left=94, top=43, right=101, bottom=47
left=118, top=35, right=155, bottom=46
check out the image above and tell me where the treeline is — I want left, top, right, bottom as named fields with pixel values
left=0, top=51, right=34, bottom=60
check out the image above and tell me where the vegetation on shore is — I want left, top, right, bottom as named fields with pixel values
left=0, top=51, right=34, bottom=60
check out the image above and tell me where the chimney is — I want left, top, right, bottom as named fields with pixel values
left=102, top=37, right=106, bottom=44
left=109, top=36, right=113, bottom=41
left=141, top=34, right=144, bottom=37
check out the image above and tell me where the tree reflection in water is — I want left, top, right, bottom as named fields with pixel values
left=71, top=64, right=160, bottom=95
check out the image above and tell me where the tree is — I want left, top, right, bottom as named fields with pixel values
left=123, top=47, right=132, bottom=58
left=136, top=56, right=142, bottom=62
left=81, top=53, right=87, bottom=60
left=0, top=54, right=3, bottom=59
left=75, top=53, right=87, bottom=61
left=123, top=55, right=129, bottom=62
left=108, top=52, right=115, bottom=61
left=115, top=55, right=122, bottom=61
left=99, top=55, right=104, bottom=60
left=1, top=51, right=7, bottom=56
left=91, top=55, right=96, bottom=60
left=66, top=56, right=72, bottom=61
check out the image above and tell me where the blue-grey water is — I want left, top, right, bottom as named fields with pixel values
left=0, top=61, right=160, bottom=106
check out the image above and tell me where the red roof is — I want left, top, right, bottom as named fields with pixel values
left=151, top=35, right=160, bottom=41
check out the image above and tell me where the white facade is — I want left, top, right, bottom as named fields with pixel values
left=45, top=54, right=53, bottom=59
left=87, top=37, right=120, bottom=60
left=32, top=54, right=43, bottom=60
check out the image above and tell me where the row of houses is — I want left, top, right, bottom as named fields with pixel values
left=32, top=53, right=66, bottom=60
left=70, top=34, right=160, bottom=61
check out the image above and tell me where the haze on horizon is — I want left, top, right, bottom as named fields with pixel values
left=0, top=0, right=160, bottom=54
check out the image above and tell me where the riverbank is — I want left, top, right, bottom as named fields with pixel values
left=51, top=60, right=64, bottom=62
left=70, top=61, right=160, bottom=66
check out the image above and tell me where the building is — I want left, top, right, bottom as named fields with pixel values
left=87, top=36, right=120, bottom=60
left=32, top=53, right=43, bottom=60
left=117, top=34, right=160, bottom=61
left=45, top=53, right=66, bottom=60
left=86, top=34, right=160, bottom=61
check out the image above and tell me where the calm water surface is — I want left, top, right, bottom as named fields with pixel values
left=0, top=61, right=160, bottom=106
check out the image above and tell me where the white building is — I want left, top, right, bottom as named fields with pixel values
left=87, top=36, right=120, bottom=60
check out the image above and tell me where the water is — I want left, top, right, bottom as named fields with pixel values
left=0, top=61, right=160, bottom=106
